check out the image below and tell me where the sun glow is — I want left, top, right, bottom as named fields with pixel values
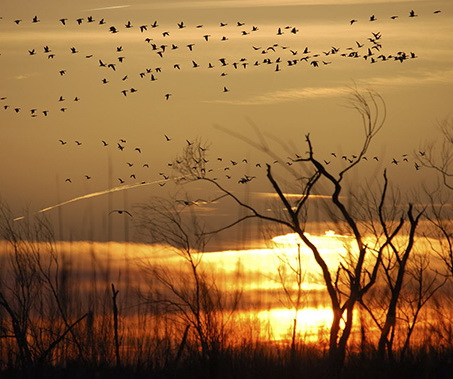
left=256, top=307, right=333, bottom=342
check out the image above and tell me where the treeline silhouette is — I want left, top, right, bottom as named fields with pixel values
left=1, top=203, right=453, bottom=379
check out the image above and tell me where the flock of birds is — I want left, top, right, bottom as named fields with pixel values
left=0, top=8, right=443, bottom=118
left=0, top=8, right=442, bottom=217
left=55, top=134, right=425, bottom=197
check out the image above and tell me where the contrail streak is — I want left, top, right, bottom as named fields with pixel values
left=13, top=165, right=232, bottom=222
left=13, top=179, right=166, bottom=222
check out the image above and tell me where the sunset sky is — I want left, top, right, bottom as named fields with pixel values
left=1, top=0, right=452, bottom=247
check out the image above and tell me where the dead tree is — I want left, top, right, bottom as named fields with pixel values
left=169, top=89, right=399, bottom=372
left=135, top=197, right=241, bottom=372
left=0, top=203, right=88, bottom=369
left=111, top=283, right=121, bottom=368
left=356, top=175, right=424, bottom=359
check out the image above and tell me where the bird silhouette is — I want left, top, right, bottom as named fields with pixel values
left=109, top=209, right=132, bottom=217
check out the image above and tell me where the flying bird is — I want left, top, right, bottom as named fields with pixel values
left=109, top=209, right=133, bottom=217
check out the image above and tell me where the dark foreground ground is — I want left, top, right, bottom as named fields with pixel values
left=1, top=351, right=453, bottom=379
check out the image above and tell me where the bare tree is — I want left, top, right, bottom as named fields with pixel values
left=420, top=117, right=453, bottom=189
left=0, top=203, right=88, bottom=370
left=135, top=197, right=241, bottom=374
left=168, top=89, right=399, bottom=372
left=354, top=174, right=425, bottom=359
left=273, top=239, right=307, bottom=354
left=399, top=252, right=445, bottom=358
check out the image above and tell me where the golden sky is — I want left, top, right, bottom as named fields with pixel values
left=1, top=0, right=452, bottom=245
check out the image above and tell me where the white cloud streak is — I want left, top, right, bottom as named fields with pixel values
left=206, top=86, right=350, bottom=105
left=83, top=5, right=131, bottom=12
left=140, top=0, right=422, bottom=10
left=206, top=68, right=453, bottom=105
